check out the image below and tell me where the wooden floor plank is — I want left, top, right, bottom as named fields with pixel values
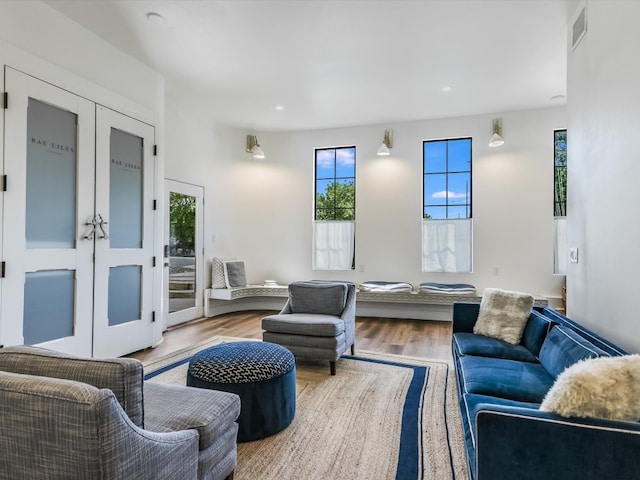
left=129, top=311, right=453, bottom=363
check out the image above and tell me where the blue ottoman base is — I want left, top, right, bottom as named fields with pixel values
left=187, top=341, right=296, bottom=442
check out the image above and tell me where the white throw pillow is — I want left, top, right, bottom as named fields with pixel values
left=540, top=354, right=640, bottom=421
left=211, top=257, right=226, bottom=289
left=473, top=288, right=534, bottom=345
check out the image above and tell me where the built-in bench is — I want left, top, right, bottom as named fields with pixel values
left=204, top=285, right=549, bottom=321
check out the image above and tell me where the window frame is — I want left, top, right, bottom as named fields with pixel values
left=312, top=145, right=356, bottom=271
left=422, top=137, right=473, bottom=273
left=314, top=146, right=356, bottom=221
left=422, top=137, right=473, bottom=220
left=553, top=129, right=568, bottom=275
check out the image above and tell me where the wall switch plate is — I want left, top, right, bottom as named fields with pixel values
left=569, top=247, right=579, bottom=263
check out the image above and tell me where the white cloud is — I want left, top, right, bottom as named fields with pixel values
left=432, top=190, right=467, bottom=199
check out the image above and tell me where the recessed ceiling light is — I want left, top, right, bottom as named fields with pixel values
left=442, top=86, right=452, bottom=93
left=275, top=105, right=285, bottom=112
left=146, top=12, right=165, bottom=24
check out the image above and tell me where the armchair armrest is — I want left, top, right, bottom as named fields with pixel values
left=452, top=302, right=480, bottom=333
left=475, top=404, right=640, bottom=480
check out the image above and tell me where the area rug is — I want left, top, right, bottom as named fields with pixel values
left=143, top=337, right=469, bottom=480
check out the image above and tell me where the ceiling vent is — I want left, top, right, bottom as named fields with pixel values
left=572, top=7, right=587, bottom=50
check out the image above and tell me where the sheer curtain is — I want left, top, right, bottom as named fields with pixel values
left=554, top=217, right=567, bottom=274
left=422, top=218, right=472, bottom=273
left=313, top=221, right=355, bottom=270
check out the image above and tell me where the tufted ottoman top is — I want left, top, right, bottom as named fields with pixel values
left=188, top=341, right=295, bottom=384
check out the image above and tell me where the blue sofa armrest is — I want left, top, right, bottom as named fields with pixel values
left=475, top=404, right=640, bottom=480
left=452, top=302, right=481, bottom=333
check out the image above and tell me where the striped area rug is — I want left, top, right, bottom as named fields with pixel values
left=144, top=337, right=468, bottom=480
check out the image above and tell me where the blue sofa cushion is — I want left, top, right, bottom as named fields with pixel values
left=538, top=326, right=610, bottom=379
left=453, top=332, right=538, bottom=362
left=459, top=356, right=554, bottom=403
left=521, top=312, right=554, bottom=357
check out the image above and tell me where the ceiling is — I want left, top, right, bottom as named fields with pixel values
left=44, top=0, right=575, bottom=132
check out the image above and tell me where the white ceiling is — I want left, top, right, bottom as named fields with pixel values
left=44, top=0, right=575, bottom=132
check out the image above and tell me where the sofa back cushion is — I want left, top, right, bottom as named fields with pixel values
left=538, top=326, right=610, bottom=378
left=288, top=281, right=348, bottom=316
left=521, top=312, right=555, bottom=357
left=0, top=345, right=144, bottom=427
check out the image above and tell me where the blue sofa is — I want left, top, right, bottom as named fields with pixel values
left=452, top=302, right=640, bottom=480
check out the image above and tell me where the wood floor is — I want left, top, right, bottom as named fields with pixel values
left=129, top=310, right=454, bottom=363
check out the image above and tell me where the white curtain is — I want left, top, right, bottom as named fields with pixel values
left=313, top=221, right=355, bottom=270
left=554, top=217, right=567, bottom=275
left=422, top=218, right=472, bottom=273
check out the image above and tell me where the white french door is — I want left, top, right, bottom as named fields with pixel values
left=92, top=106, right=156, bottom=358
left=1, top=68, right=157, bottom=358
left=164, top=180, right=204, bottom=327
left=2, top=68, right=96, bottom=356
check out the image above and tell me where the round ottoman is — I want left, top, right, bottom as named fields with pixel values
left=187, top=341, right=296, bottom=442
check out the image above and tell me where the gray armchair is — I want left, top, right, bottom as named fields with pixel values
left=0, top=345, right=240, bottom=480
left=261, top=281, right=356, bottom=375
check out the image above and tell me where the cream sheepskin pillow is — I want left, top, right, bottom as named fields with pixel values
left=473, top=288, right=534, bottom=345
left=540, top=354, right=640, bottom=421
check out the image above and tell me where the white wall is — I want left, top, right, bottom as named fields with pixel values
left=164, top=94, right=566, bottom=306
left=567, top=1, right=640, bottom=353
left=0, top=1, right=163, bottom=120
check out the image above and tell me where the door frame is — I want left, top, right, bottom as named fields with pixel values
left=164, top=179, right=205, bottom=327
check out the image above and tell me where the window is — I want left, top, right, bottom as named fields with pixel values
left=422, top=138, right=472, bottom=273
left=553, top=129, right=567, bottom=274
left=313, top=146, right=355, bottom=270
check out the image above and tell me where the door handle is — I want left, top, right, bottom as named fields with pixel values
left=97, top=214, right=109, bottom=240
left=83, top=216, right=97, bottom=240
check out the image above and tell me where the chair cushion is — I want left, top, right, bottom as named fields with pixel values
left=288, top=281, right=347, bottom=316
left=458, top=356, right=554, bottom=403
left=144, top=382, right=241, bottom=450
left=538, top=326, right=609, bottom=379
left=262, top=313, right=346, bottom=337
left=453, top=332, right=538, bottom=362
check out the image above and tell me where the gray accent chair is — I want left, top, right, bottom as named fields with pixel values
left=0, top=345, right=241, bottom=480
left=261, top=281, right=356, bottom=375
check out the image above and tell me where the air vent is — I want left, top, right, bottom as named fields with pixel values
left=572, top=7, right=587, bottom=51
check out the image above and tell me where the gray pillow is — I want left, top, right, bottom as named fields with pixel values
left=289, top=281, right=348, bottom=316
left=223, top=261, right=247, bottom=288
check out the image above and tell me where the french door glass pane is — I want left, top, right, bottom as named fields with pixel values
left=26, top=98, right=77, bottom=249
left=110, top=128, right=143, bottom=248
left=108, top=265, right=141, bottom=326
left=24, top=270, right=75, bottom=344
left=169, top=192, right=196, bottom=313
